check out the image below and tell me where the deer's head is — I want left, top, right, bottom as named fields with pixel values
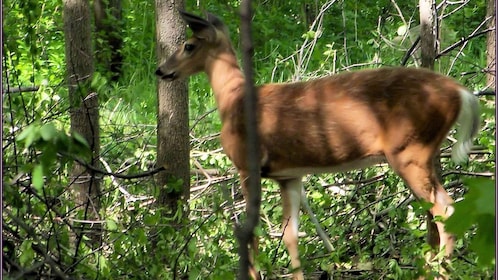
left=156, top=10, right=232, bottom=81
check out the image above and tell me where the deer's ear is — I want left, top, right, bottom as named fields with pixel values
left=205, top=12, right=224, bottom=28
left=178, top=10, right=217, bottom=42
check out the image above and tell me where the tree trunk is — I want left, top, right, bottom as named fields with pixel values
left=155, top=0, right=189, bottom=219
left=94, top=0, right=123, bottom=81
left=419, top=0, right=436, bottom=69
left=238, top=1, right=262, bottom=279
left=486, top=0, right=495, bottom=89
left=303, top=1, right=318, bottom=27
left=419, top=0, right=442, bottom=263
left=63, top=0, right=101, bottom=245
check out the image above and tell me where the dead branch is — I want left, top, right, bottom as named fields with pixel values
left=2, top=86, right=40, bottom=94
left=436, top=28, right=494, bottom=59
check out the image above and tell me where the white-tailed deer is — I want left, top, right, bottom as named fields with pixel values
left=156, top=11, right=480, bottom=280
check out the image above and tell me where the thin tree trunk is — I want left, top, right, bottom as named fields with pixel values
left=419, top=0, right=436, bottom=69
left=238, top=1, right=262, bottom=279
left=154, top=3, right=189, bottom=278
left=419, top=0, right=442, bottom=261
left=154, top=0, right=189, bottom=220
left=94, top=0, right=123, bottom=81
left=486, top=0, right=495, bottom=89
left=63, top=0, right=101, bottom=246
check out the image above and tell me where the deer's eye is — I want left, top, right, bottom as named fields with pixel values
left=184, top=43, right=196, bottom=52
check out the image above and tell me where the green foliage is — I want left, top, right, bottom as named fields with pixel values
left=19, top=240, right=35, bottom=267
left=446, top=178, right=496, bottom=267
left=15, top=122, right=90, bottom=191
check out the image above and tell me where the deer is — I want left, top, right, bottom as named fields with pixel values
left=155, top=10, right=480, bottom=280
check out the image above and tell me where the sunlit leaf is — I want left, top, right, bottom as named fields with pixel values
left=99, top=255, right=108, bottom=270
left=106, top=219, right=118, bottom=231
left=32, top=164, right=44, bottom=192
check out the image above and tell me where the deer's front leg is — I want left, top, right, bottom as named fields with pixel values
left=279, top=178, right=304, bottom=280
left=239, top=171, right=261, bottom=280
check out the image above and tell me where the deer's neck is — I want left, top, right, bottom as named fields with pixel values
left=206, top=51, right=246, bottom=120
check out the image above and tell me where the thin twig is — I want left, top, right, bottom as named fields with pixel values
left=173, top=211, right=216, bottom=280
left=190, top=107, right=217, bottom=132
left=300, top=187, right=334, bottom=252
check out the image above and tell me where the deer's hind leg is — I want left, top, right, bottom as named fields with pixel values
left=385, top=145, right=455, bottom=273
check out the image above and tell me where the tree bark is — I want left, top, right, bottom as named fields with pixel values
left=419, top=0, right=443, bottom=260
left=94, top=0, right=123, bottom=81
left=419, top=0, right=436, bottom=69
left=154, top=0, right=189, bottom=219
left=486, top=0, right=496, bottom=89
left=238, top=1, right=262, bottom=279
left=63, top=0, right=101, bottom=244
left=303, top=1, right=318, bottom=27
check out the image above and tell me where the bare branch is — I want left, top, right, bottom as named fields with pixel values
left=436, top=28, right=494, bottom=59
left=401, top=36, right=421, bottom=66
left=2, top=86, right=40, bottom=94
left=69, top=154, right=165, bottom=179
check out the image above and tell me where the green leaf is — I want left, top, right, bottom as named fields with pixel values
left=98, top=255, right=108, bottom=270
left=470, top=214, right=495, bottom=266
left=302, top=30, right=316, bottom=39
left=465, top=178, right=495, bottom=216
left=32, top=164, right=44, bottom=192
left=144, top=213, right=159, bottom=226
left=39, top=144, right=57, bottom=168
left=19, top=240, right=34, bottom=266
left=136, top=228, right=147, bottom=244
left=188, top=238, right=198, bottom=254
left=106, top=219, right=118, bottom=231
left=446, top=178, right=496, bottom=267
left=16, top=124, right=35, bottom=142
left=91, top=72, right=102, bottom=89
left=310, top=191, right=323, bottom=199
left=167, top=178, right=184, bottom=194
left=397, top=25, right=408, bottom=36
left=411, top=200, right=434, bottom=212
left=447, top=178, right=496, bottom=235
left=39, top=123, right=58, bottom=141
left=445, top=205, right=474, bottom=237
left=17, top=124, right=40, bottom=148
